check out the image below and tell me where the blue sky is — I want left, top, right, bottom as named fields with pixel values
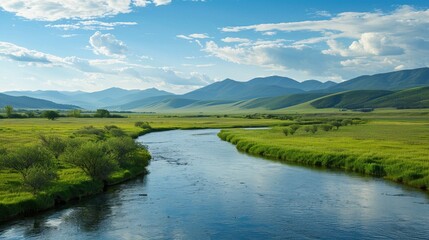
left=0, top=0, right=428, bottom=93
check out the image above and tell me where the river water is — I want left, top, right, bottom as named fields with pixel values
left=1, top=129, right=429, bottom=239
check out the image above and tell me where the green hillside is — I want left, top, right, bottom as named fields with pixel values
left=237, top=93, right=329, bottom=110
left=311, top=87, right=429, bottom=109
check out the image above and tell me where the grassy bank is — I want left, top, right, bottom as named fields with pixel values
left=218, top=117, right=429, bottom=191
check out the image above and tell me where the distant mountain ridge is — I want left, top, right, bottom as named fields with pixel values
left=183, top=76, right=336, bottom=101
left=0, top=93, right=79, bottom=110
left=4, top=87, right=173, bottom=110
left=2, top=67, right=429, bottom=111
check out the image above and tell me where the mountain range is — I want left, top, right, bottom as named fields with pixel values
left=1, top=67, right=429, bottom=112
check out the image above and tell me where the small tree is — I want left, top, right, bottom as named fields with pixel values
left=39, top=135, right=67, bottom=159
left=4, top=105, right=13, bottom=118
left=69, top=109, right=81, bottom=118
left=321, top=124, right=333, bottom=131
left=290, top=124, right=301, bottom=132
left=1, top=145, right=57, bottom=193
left=304, top=126, right=311, bottom=133
left=135, top=121, right=152, bottom=129
left=310, top=125, right=318, bottom=134
left=61, top=142, right=118, bottom=182
left=341, top=119, right=352, bottom=126
left=94, top=109, right=110, bottom=118
left=105, top=137, right=138, bottom=167
left=43, top=110, right=60, bottom=120
left=330, top=121, right=342, bottom=130
left=282, top=128, right=289, bottom=136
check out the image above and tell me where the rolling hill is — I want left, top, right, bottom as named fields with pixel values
left=311, top=87, right=429, bottom=109
left=0, top=93, right=79, bottom=109
left=328, top=67, right=429, bottom=91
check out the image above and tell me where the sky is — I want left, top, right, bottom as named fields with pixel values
left=0, top=0, right=429, bottom=94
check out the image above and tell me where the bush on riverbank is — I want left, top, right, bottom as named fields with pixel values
left=0, top=125, right=151, bottom=222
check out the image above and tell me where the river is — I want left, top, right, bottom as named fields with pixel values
left=1, top=129, right=429, bottom=239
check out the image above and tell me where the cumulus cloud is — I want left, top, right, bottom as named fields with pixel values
left=0, top=0, right=172, bottom=21
left=206, top=6, right=429, bottom=79
left=46, top=21, right=137, bottom=31
left=89, top=31, right=128, bottom=58
left=0, top=42, right=60, bottom=65
left=0, top=41, right=211, bottom=92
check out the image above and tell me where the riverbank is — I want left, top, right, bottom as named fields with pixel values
left=218, top=119, right=429, bottom=192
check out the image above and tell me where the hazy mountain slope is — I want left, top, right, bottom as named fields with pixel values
left=0, top=93, right=79, bottom=109
left=236, top=93, right=329, bottom=110
left=329, top=67, right=429, bottom=91
left=310, top=90, right=393, bottom=108
left=3, top=87, right=174, bottom=110
left=183, top=78, right=305, bottom=101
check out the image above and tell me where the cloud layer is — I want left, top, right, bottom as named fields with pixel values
left=203, top=6, right=429, bottom=79
left=0, top=0, right=172, bottom=21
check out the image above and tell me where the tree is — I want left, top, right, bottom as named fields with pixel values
left=289, top=124, right=301, bottom=135
left=105, top=137, right=138, bottom=167
left=43, top=110, right=60, bottom=120
left=1, top=145, right=57, bottom=193
left=304, top=126, right=311, bottom=133
left=341, top=119, right=352, bottom=126
left=94, top=109, right=110, bottom=118
left=321, top=124, right=333, bottom=131
left=282, top=128, right=289, bottom=136
left=39, top=135, right=67, bottom=159
left=4, top=105, right=13, bottom=118
left=310, top=125, right=318, bottom=134
left=69, top=109, right=81, bottom=118
left=61, top=142, right=118, bottom=182
left=135, top=121, right=152, bottom=129
left=330, top=120, right=342, bottom=130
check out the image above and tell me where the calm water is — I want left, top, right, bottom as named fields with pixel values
left=1, top=129, right=429, bottom=239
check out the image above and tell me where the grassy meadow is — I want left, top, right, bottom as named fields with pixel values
left=218, top=110, right=429, bottom=191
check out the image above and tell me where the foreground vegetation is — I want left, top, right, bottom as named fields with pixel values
left=219, top=114, right=429, bottom=191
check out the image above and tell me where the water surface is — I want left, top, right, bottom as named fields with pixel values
left=1, top=129, right=429, bottom=239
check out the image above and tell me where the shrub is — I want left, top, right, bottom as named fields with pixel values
left=74, top=126, right=106, bottom=140
left=105, top=137, right=138, bottom=167
left=94, top=109, right=110, bottom=118
left=1, top=145, right=55, bottom=180
left=24, top=166, right=57, bottom=193
left=283, top=128, right=289, bottom=136
left=39, top=135, right=67, bottom=159
left=330, top=120, right=342, bottom=130
left=135, top=121, right=152, bottom=129
left=321, top=124, right=333, bottom=131
left=310, top=125, right=318, bottom=134
left=43, top=110, right=60, bottom=120
left=61, top=142, right=118, bottom=182
left=304, top=126, right=311, bottom=133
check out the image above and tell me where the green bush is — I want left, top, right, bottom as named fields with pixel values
left=24, top=166, right=58, bottom=193
left=39, top=135, right=67, bottom=159
left=61, top=142, right=118, bottom=182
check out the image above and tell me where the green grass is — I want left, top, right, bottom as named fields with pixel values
left=218, top=116, right=429, bottom=191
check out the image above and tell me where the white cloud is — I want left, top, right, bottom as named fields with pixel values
left=208, top=6, right=429, bottom=79
left=46, top=21, right=137, bottom=31
left=0, top=42, right=61, bottom=66
left=60, top=34, right=78, bottom=38
left=152, top=0, right=172, bottom=6
left=0, top=0, right=171, bottom=21
left=221, top=37, right=250, bottom=43
left=262, top=31, right=276, bottom=36
left=89, top=31, right=128, bottom=58
left=177, top=33, right=209, bottom=40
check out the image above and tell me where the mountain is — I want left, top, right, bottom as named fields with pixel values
left=4, top=87, right=174, bottom=110
left=235, top=92, right=329, bottom=110
left=311, top=87, right=429, bottom=109
left=329, top=67, right=429, bottom=91
left=183, top=76, right=335, bottom=101
left=0, top=93, right=79, bottom=109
